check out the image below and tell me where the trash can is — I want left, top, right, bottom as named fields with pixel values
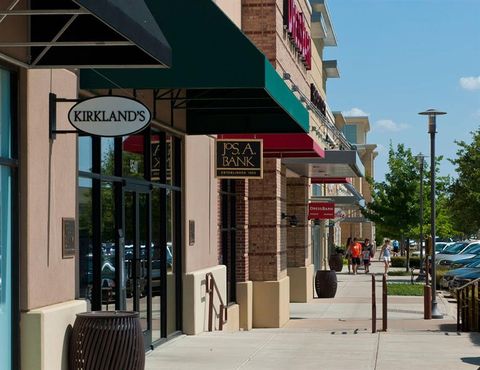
left=315, top=270, right=338, bottom=298
left=69, top=311, right=145, bottom=370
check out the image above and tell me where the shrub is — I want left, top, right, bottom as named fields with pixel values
left=390, top=256, right=421, bottom=269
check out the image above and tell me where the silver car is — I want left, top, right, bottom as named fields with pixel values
left=436, top=241, right=480, bottom=266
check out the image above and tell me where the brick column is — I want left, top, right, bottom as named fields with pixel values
left=248, top=158, right=289, bottom=327
left=249, top=159, right=286, bottom=281
left=235, top=180, right=249, bottom=282
left=286, top=177, right=313, bottom=303
left=286, top=177, right=311, bottom=268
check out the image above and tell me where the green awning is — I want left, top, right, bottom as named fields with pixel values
left=80, top=0, right=309, bottom=134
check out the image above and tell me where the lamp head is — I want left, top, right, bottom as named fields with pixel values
left=418, top=109, right=447, bottom=116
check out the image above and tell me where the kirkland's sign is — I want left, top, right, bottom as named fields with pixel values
left=68, top=96, right=151, bottom=137
left=216, top=139, right=263, bottom=179
left=283, top=0, right=312, bottom=70
left=308, top=202, right=335, bottom=220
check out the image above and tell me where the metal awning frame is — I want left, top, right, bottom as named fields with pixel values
left=0, top=1, right=168, bottom=69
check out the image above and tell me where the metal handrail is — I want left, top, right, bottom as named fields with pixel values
left=205, top=272, right=228, bottom=331
left=455, top=277, right=480, bottom=332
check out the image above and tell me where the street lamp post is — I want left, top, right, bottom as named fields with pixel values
left=418, top=109, right=446, bottom=319
left=416, top=153, right=426, bottom=282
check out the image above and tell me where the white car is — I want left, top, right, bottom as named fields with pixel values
left=436, top=241, right=480, bottom=266
left=411, top=242, right=449, bottom=257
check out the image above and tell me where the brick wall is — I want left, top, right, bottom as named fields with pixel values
left=241, top=0, right=277, bottom=65
left=241, top=0, right=311, bottom=96
left=235, top=180, right=250, bottom=282
left=249, top=158, right=287, bottom=281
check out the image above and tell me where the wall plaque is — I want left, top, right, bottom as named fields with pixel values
left=215, top=139, right=263, bottom=179
left=62, top=218, right=76, bottom=258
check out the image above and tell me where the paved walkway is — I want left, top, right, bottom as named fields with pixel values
left=146, top=261, right=480, bottom=369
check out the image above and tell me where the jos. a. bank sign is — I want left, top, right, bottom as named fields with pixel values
left=283, top=0, right=312, bottom=70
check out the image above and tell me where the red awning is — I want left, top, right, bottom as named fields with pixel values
left=311, top=177, right=351, bottom=184
left=219, top=134, right=324, bottom=158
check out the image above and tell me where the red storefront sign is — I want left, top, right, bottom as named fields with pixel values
left=308, top=202, right=335, bottom=220
left=284, top=0, right=312, bottom=70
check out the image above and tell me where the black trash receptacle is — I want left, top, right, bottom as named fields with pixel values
left=315, top=270, right=338, bottom=298
left=69, top=311, right=145, bottom=370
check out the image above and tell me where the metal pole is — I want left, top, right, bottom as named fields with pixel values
left=417, top=155, right=425, bottom=281
left=372, top=274, right=376, bottom=333
left=429, top=115, right=443, bottom=319
left=382, top=274, right=388, bottom=331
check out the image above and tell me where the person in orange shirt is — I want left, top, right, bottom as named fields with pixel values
left=350, top=237, right=362, bottom=275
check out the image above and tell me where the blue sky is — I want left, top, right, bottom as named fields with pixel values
left=324, top=0, right=480, bottom=182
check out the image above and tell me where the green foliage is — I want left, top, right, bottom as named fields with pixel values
left=390, top=256, right=421, bottom=269
left=362, top=142, right=458, bottom=241
left=362, top=143, right=420, bottom=240
left=448, top=128, right=480, bottom=236
left=387, top=270, right=412, bottom=276
left=387, top=283, right=423, bottom=296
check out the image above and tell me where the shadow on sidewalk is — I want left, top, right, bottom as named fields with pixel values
left=460, top=331, right=480, bottom=366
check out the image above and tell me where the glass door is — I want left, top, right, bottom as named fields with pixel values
left=124, top=184, right=152, bottom=349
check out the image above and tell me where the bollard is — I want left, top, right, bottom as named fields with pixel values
left=424, top=285, right=432, bottom=320
left=382, top=274, right=387, bottom=331
left=372, top=274, right=376, bottom=333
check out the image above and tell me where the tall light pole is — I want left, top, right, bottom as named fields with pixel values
left=419, top=109, right=446, bottom=319
left=416, top=153, right=426, bottom=282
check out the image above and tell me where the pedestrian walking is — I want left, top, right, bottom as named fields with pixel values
left=345, top=237, right=353, bottom=274
left=362, top=244, right=371, bottom=273
left=379, top=238, right=392, bottom=274
left=351, top=237, right=362, bottom=275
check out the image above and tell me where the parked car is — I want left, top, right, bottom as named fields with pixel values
left=450, top=256, right=480, bottom=269
left=450, top=268, right=480, bottom=290
left=440, top=259, right=480, bottom=289
left=436, top=241, right=480, bottom=266
left=411, top=242, right=449, bottom=257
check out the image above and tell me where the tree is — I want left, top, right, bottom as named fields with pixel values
left=362, top=143, right=457, bottom=246
left=362, top=143, right=419, bottom=244
left=448, top=128, right=480, bottom=237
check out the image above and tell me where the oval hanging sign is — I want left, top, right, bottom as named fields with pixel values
left=68, top=96, right=151, bottom=137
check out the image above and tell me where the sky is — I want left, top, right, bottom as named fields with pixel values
left=324, top=0, right=480, bottom=182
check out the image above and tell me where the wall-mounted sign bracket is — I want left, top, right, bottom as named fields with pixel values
left=49, top=92, right=81, bottom=140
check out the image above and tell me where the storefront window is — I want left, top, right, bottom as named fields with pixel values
left=0, top=68, right=13, bottom=370
left=101, top=138, right=115, bottom=176
left=78, top=177, right=92, bottom=302
left=78, top=137, right=92, bottom=173
left=101, top=182, right=115, bottom=310
left=122, top=135, right=145, bottom=179
left=78, top=128, right=181, bottom=348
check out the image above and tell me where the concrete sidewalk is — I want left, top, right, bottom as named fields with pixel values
left=146, top=261, right=480, bottom=369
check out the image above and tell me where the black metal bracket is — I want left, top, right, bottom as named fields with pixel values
left=49, top=93, right=82, bottom=140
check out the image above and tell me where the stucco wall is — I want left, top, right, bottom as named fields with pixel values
left=214, top=0, right=242, bottom=28
left=184, top=135, right=219, bottom=273
left=20, top=69, right=78, bottom=310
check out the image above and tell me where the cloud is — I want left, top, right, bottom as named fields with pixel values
left=343, top=107, right=369, bottom=116
left=460, top=76, right=480, bottom=91
left=375, top=119, right=410, bottom=132
left=376, top=143, right=387, bottom=153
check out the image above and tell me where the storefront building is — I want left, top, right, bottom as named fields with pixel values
left=0, top=64, right=17, bottom=370
left=0, top=0, right=173, bottom=368
left=0, top=0, right=376, bottom=368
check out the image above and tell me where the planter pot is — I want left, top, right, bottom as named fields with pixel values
left=315, top=270, right=338, bottom=298
left=69, top=311, right=145, bottom=370
left=328, top=253, right=344, bottom=272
